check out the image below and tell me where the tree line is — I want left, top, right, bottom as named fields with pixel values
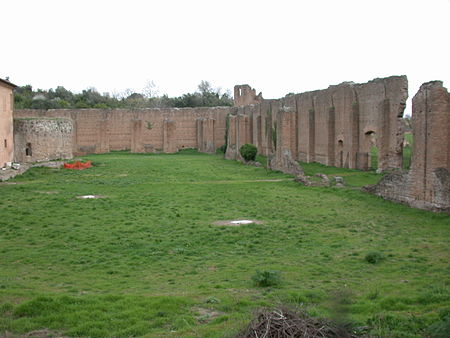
left=14, top=81, right=233, bottom=109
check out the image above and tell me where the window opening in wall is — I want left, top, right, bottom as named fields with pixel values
left=4, top=139, right=6, bottom=148
left=26, top=143, right=32, bottom=156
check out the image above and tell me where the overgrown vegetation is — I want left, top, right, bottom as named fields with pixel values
left=403, top=132, right=413, bottom=170
left=370, top=146, right=379, bottom=170
left=272, top=121, right=277, bottom=149
left=14, top=80, right=233, bottom=109
left=216, top=144, right=227, bottom=154
left=0, top=152, right=448, bottom=337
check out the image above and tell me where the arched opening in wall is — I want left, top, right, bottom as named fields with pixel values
left=364, top=131, right=378, bottom=170
left=26, top=143, right=32, bottom=157
left=337, top=140, right=344, bottom=167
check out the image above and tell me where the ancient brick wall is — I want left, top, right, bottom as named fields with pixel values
left=227, top=76, right=408, bottom=172
left=14, top=107, right=231, bottom=156
left=0, top=82, right=15, bottom=167
left=13, top=118, right=73, bottom=163
left=366, top=81, right=450, bottom=212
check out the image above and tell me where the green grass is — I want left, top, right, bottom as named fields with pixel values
left=300, top=161, right=382, bottom=187
left=1, top=151, right=449, bottom=337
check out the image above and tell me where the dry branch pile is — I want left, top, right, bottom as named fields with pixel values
left=235, top=307, right=359, bottom=338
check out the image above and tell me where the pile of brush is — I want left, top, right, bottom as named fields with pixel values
left=235, top=307, right=359, bottom=338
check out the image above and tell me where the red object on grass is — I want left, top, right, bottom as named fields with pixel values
left=63, top=161, right=92, bottom=170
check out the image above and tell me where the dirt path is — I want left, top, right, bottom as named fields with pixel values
left=190, top=178, right=294, bottom=184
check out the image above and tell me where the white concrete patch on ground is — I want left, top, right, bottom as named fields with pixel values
left=230, top=220, right=254, bottom=225
left=77, top=195, right=105, bottom=199
left=213, top=219, right=263, bottom=226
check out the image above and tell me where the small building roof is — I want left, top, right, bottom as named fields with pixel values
left=0, top=78, right=18, bottom=89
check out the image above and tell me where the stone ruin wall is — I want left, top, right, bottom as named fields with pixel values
left=13, top=118, right=74, bottom=163
left=367, top=81, right=450, bottom=212
left=0, top=83, right=15, bottom=167
left=14, top=107, right=231, bottom=157
left=226, top=76, right=408, bottom=172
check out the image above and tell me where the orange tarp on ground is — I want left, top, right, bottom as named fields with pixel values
left=63, top=161, right=92, bottom=170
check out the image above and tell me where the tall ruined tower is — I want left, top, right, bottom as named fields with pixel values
left=409, top=81, right=450, bottom=208
left=368, top=81, right=450, bottom=212
left=234, top=85, right=263, bottom=107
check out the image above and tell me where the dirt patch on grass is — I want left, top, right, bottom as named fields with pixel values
left=213, top=219, right=263, bottom=226
left=34, top=191, right=59, bottom=194
left=193, top=307, right=223, bottom=323
left=2, top=329, right=66, bottom=338
left=198, top=179, right=292, bottom=184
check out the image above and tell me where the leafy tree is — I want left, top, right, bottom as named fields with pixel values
left=13, top=80, right=233, bottom=109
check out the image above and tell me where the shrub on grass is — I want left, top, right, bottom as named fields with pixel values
left=365, top=251, right=385, bottom=264
left=240, top=144, right=257, bottom=162
left=252, top=270, right=281, bottom=287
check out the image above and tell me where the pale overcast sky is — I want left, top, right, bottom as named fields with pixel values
left=2, top=0, right=449, bottom=113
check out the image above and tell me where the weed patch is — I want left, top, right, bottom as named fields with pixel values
left=252, top=270, right=282, bottom=287
left=364, top=251, right=385, bottom=264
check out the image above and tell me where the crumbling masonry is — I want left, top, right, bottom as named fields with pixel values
left=226, top=76, right=408, bottom=172
left=226, top=77, right=449, bottom=212
left=366, top=81, right=450, bottom=212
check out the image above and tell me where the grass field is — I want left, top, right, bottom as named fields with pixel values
left=1, top=151, right=449, bottom=337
